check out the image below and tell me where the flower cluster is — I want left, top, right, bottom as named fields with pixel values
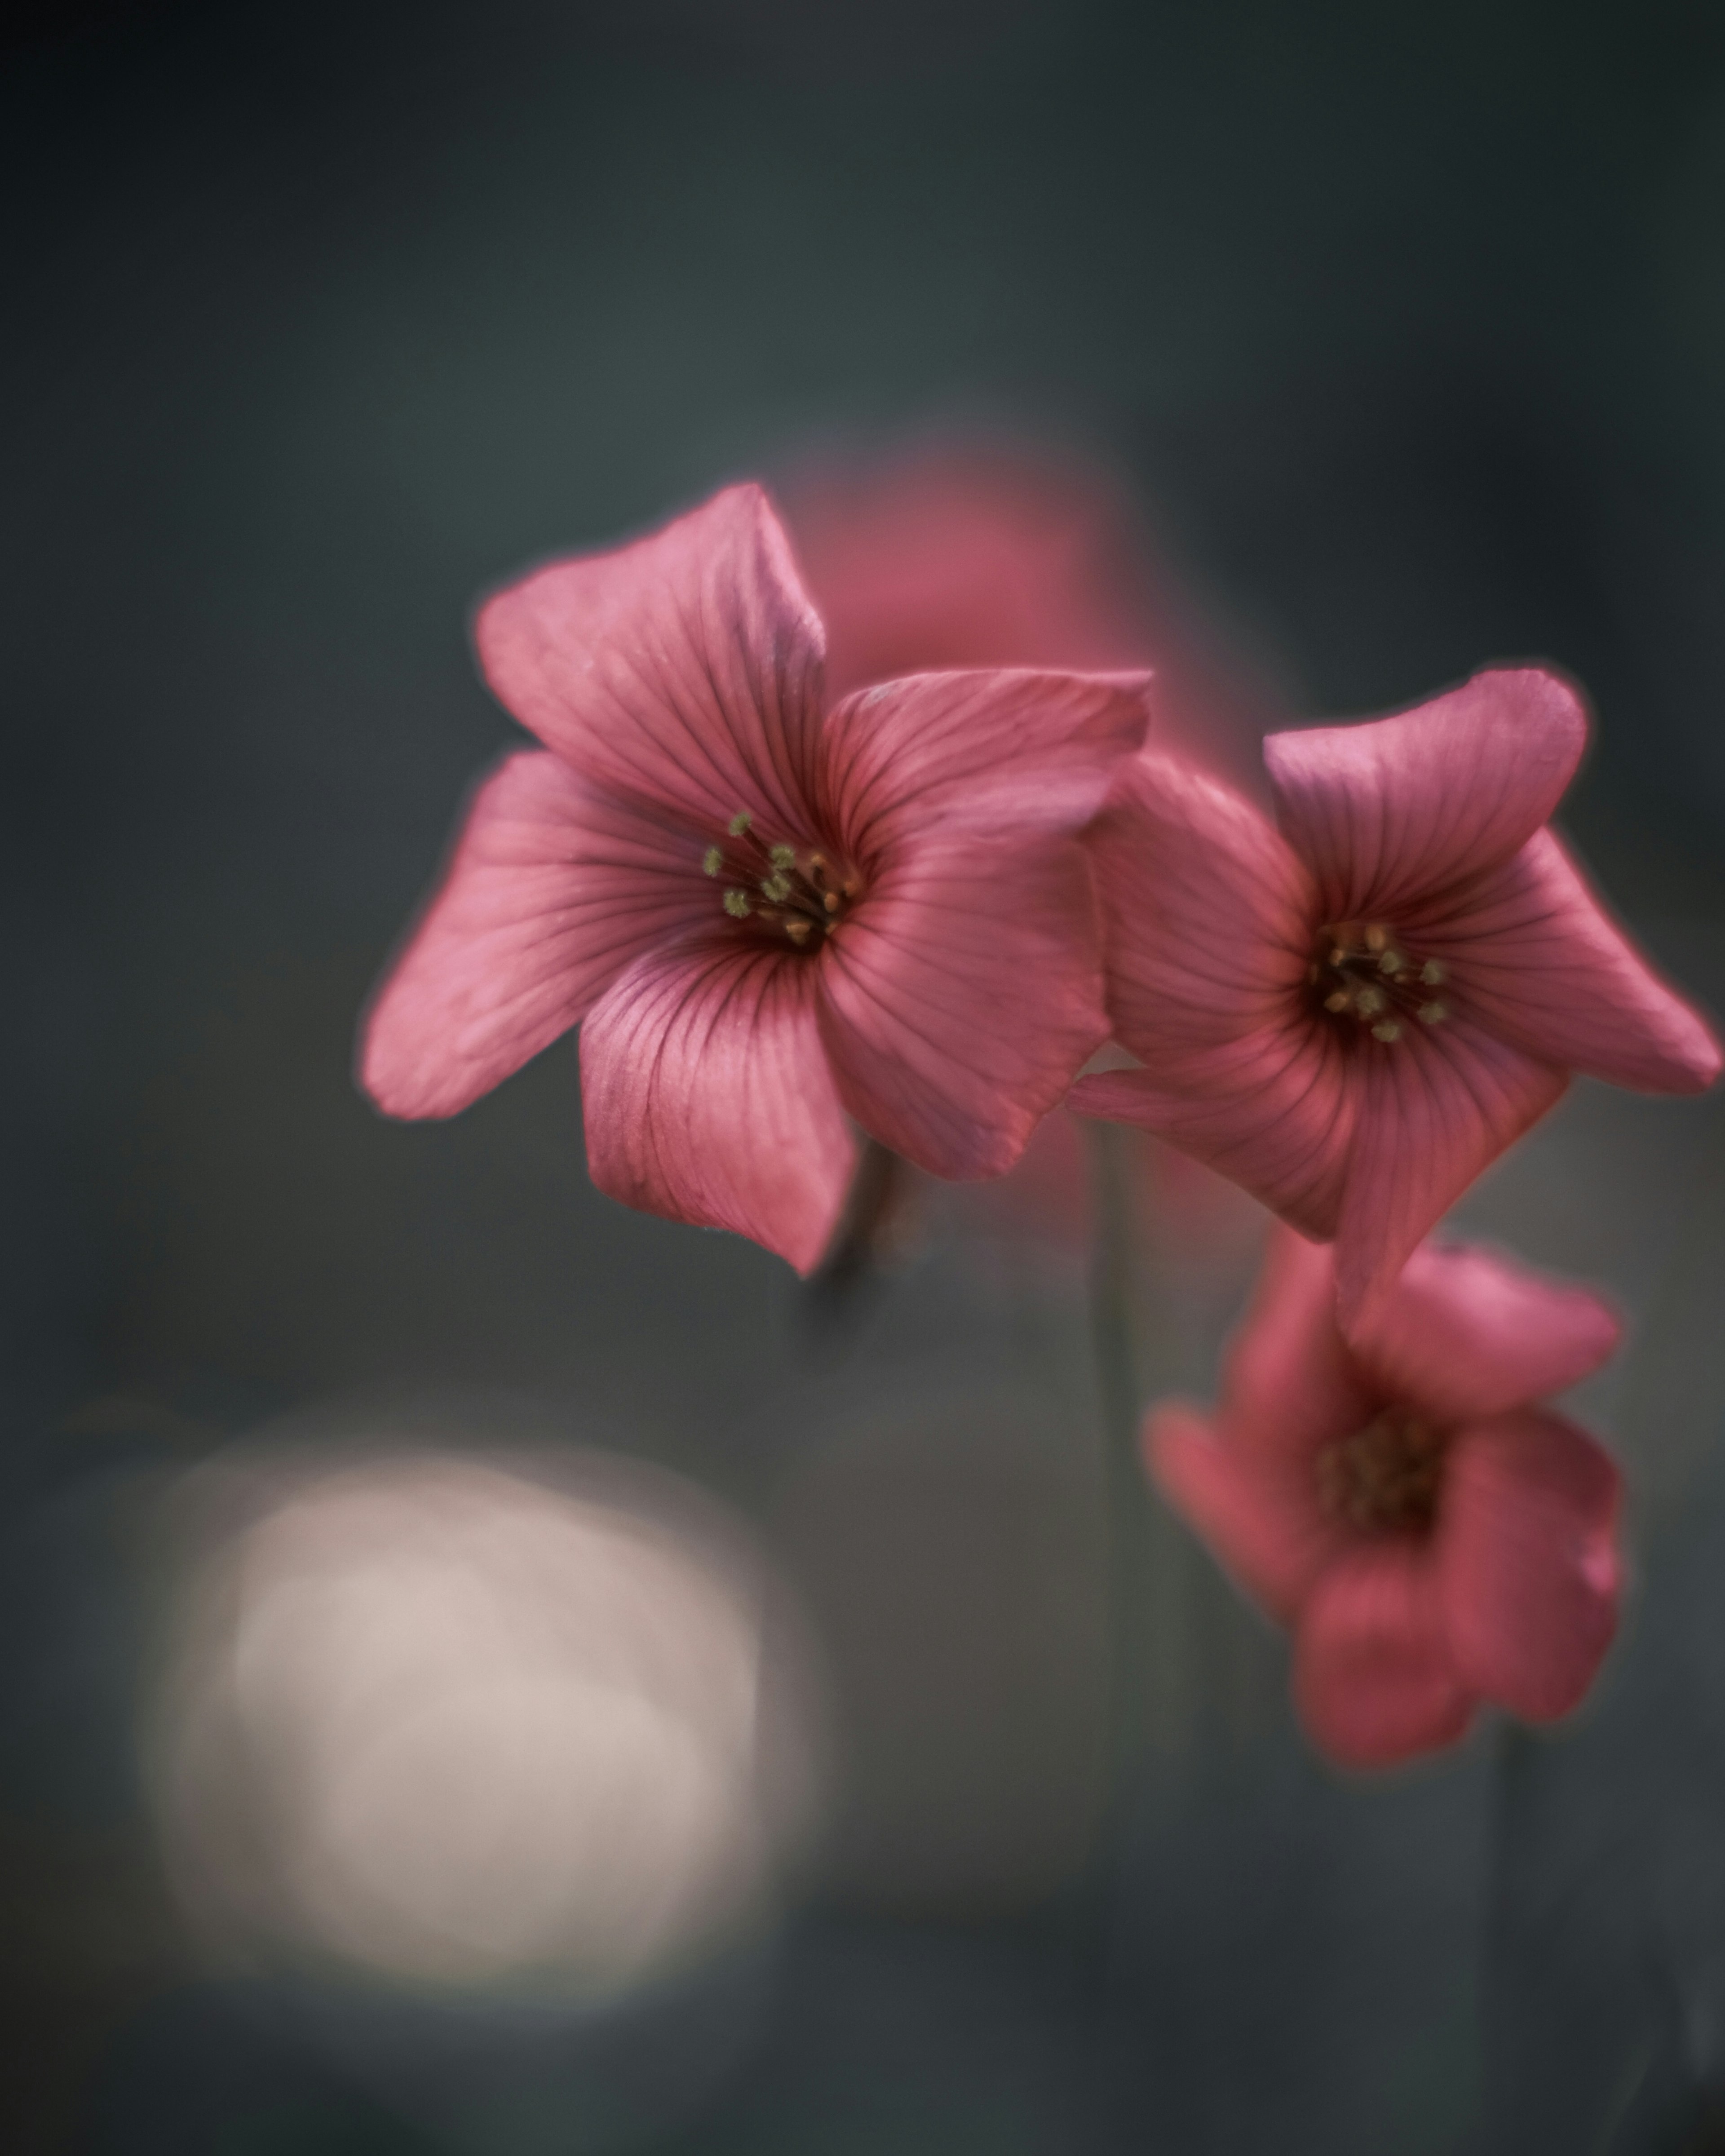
left=360, top=473, right=1720, bottom=1768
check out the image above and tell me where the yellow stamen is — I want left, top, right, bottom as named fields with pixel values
left=1420, top=960, right=1446, bottom=987
left=1324, top=990, right=1350, bottom=1014
left=1371, top=1020, right=1402, bottom=1042
left=723, top=889, right=752, bottom=919
left=1418, top=1002, right=1447, bottom=1025
left=727, top=811, right=752, bottom=837
left=703, top=846, right=722, bottom=877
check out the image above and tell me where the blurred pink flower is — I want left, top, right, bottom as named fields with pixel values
left=780, top=441, right=1273, bottom=782
left=1150, top=1225, right=1624, bottom=1769
left=360, top=485, right=1150, bottom=1271
left=1072, top=668, right=1721, bottom=1320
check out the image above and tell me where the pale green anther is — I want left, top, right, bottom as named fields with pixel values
left=1355, top=985, right=1386, bottom=1017
left=1420, top=960, right=1446, bottom=986
left=728, top=811, right=753, bottom=837
left=723, top=889, right=752, bottom=918
left=1371, top=1020, right=1402, bottom=1043
left=769, top=844, right=796, bottom=871
left=703, top=846, right=723, bottom=877
left=1379, top=950, right=1402, bottom=974
left=1418, top=1001, right=1447, bottom=1025
left=760, top=873, right=792, bottom=903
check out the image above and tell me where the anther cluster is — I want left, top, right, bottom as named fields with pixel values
left=703, top=812, right=861, bottom=950
left=1316, top=1408, right=1447, bottom=1534
left=1309, top=921, right=1448, bottom=1044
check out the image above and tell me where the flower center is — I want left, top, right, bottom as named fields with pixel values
left=1316, top=1408, right=1447, bottom=1534
left=703, top=812, right=861, bottom=950
left=1309, top=920, right=1449, bottom=1045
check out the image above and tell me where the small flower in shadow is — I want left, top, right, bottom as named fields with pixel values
left=1149, top=1224, right=1625, bottom=1768
left=1072, top=668, right=1722, bottom=1321
left=359, top=486, right=1150, bottom=1271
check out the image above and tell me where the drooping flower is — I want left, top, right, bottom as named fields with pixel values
left=1149, top=1224, right=1624, bottom=1768
left=1070, top=668, right=1721, bottom=1318
left=359, top=485, right=1150, bottom=1271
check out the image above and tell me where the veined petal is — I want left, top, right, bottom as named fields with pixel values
left=1219, top=1226, right=1380, bottom=1467
left=1332, top=1022, right=1567, bottom=1323
left=1265, top=668, right=1588, bottom=920
left=820, top=668, right=1151, bottom=857
left=1348, top=1239, right=1620, bottom=1421
left=360, top=753, right=709, bottom=1119
left=1069, top=754, right=1356, bottom=1237
left=1070, top=1040, right=1354, bottom=1244
left=1429, top=829, right=1722, bottom=1094
left=1293, top=1541, right=1477, bottom=1769
left=579, top=938, right=856, bottom=1274
left=1149, top=1401, right=1342, bottom=1621
left=1085, top=753, right=1314, bottom=1051
left=475, top=485, right=827, bottom=840
left=816, top=832, right=1108, bottom=1178
left=1438, top=1408, right=1621, bottom=1723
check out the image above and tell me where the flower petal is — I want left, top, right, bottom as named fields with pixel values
left=1438, top=1408, right=1621, bottom=1723
left=1293, top=1541, right=1477, bottom=1769
left=1219, top=1226, right=1380, bottom=1466
left=820, top=667, right=1150, bottom=858
left=1428, top=828, right=1722, bottom=1094
left=1331, top=1021, right=1568, bottom=1323
left=579, top=938, right=856, bottom=1273
left=1068, top=754, right=1356, bottom=1238
left=1348, top=1239, right=1620, bottom=1422
left=475, top=485, right=827, bottom=840
left=1265, top=667, right=1588, bottom=919
left=1149, top=1400, right=1343, bottom=1621
left=360, top=753, right=710, bottom=1119
left=816, top=832, right=1109, bottom=1178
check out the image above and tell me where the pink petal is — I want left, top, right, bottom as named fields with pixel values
left=578, top=938, right=857, bottom=1274
left=819, top=667, right=1150, bottom=859
left=1068, top=754, right=1356, bottom=1238
left=816, top=832, right=1110, bottom=1178
left=1427, top=828, right=1723, bottom=1094
left=1348, top=1239, right=1620, bottom=1422
left=360, top=753, right=710, bottom=1119
left=1331, top=1020, right=1568, bottom=1323
left=1149, top=1400, right=1343, bottom=1621
left=1438, top=1408, right=1622, bottom=1723
left=1264, top=668, right=1588, bottom=920
left=475, top=485, right=827, bottom=841
left=1293, top=1541, right=1477, bottom=1769
left=1219, top=1226, right=1380, bottom=1467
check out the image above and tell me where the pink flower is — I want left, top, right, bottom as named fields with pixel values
left=359, top=485, right=1150, bottom=1271
left=1150, top=1224, right=1625, bottom=1768
left=1071, top=668, right=1721, bottom=1319
left=781, top=440, right=1271, bottom=782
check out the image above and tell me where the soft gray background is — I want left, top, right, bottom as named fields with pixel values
left=7, top=1, right=1725, bottom=2149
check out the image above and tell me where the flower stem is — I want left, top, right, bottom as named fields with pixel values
left=1086, top=1121, right=1157, bottom=1853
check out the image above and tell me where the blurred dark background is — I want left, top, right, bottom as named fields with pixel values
left=9, top=2, right=1725, bottom=2150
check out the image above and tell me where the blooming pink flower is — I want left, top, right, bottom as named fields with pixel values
left=1070, top=669, right=1721, bottom=1319
left=359, top=485, right=1150, bottom=1271
left=1150, top=1224, right=1624, bottom=1768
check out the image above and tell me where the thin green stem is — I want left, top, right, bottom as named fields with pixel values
left=1086, top=1120, right=1157, bottom=1839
